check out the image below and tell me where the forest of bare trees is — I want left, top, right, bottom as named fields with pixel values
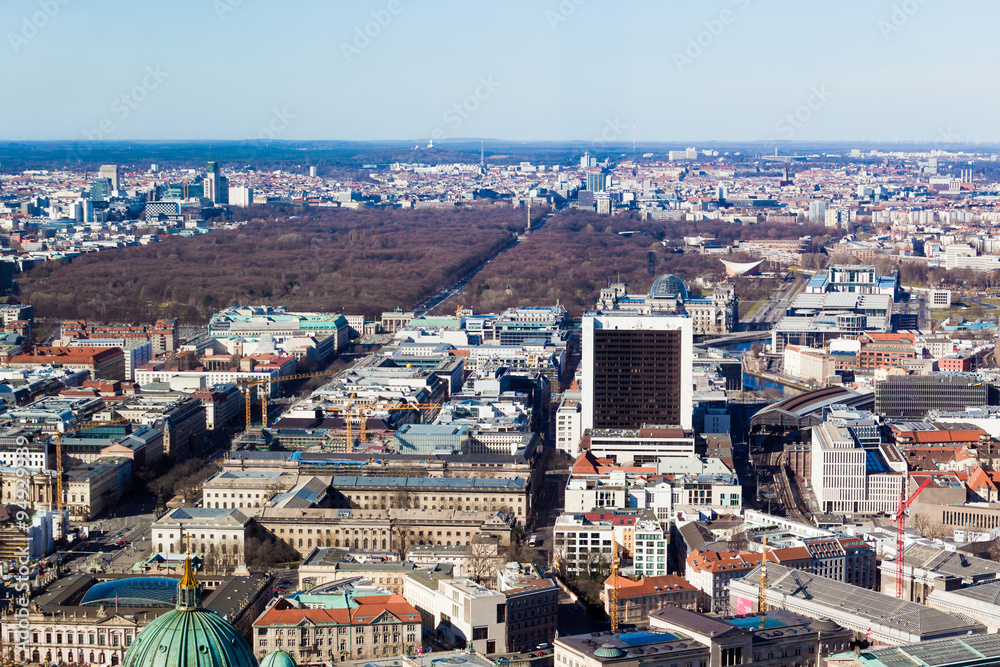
left=453, top=209, right=838, bottom=317
left=18, top=206, right=534, bottom=322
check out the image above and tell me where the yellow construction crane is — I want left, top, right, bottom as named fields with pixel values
left=53, top=417, right=130, bottom=516
left=336, top=402, right=442, bottom=445
left=609, top=537, right=620, bottom=633
left=759, top=534, right=769, bottom=625
left=237, top=368, right=346, bottom=428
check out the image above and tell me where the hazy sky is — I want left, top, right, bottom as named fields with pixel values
left=1, top=0, right=994, bottom=143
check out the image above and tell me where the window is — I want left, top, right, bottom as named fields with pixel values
left=472, top=627, right=488, bottom=641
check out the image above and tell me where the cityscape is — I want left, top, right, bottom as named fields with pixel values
left=4, top=3, right=1000, bottom=667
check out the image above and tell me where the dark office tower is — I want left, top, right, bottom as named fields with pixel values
left=874, top=375, right=988, bottom=417
left=647, top=249, right=657, bottom=277
left=204, top=161, right=228, bottom=205
left=582, top=313, right=693, bottom=431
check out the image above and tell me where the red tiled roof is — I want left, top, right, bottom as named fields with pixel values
left=254, top=594, right=420, bottom=628
left=603, top=574, right=696, bottom=598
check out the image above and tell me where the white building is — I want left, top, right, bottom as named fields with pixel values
left=151, top=507, right=251, bottom=560
left=810, top=421, right=905, bottom=515
left=402, top=575, right=507, bottom=654
left=228, top=185, right=253, bottom=207
left=555, top=395, right=582, bottom=456
left=552, top=513, right=619, bottom=577
left=928, top=289, right=952, bottom=309
left=783, top=344, right=835, bottom=384
left=584, top=427, right=696, bottom=466
left=632, top=514, right=670, bottom=578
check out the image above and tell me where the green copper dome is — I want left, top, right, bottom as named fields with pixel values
left=593, top=644, right=627, bottom=658
left=123, top=556, right=259, bottom=667
left=260, top=648, right=297, bottom=667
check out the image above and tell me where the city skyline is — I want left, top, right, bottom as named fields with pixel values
left=2, top=0, right=997, bottom=143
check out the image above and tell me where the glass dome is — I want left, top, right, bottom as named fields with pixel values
left=123, top=558, right=258, bottom=667
left=80, top=578, right=178, bottom=608
left=649, top=274, right=688, bottom=300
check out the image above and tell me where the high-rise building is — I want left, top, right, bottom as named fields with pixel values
left=89, top=177, right=112, bottom=202
left=582, top=313, right=693, bottom=431
left=227, top=185, right=253, bottom=208
left=98, top=164, right=120, bottom=191
left=204, top=161, right=229, bottom=205
left=586, top=170, right=606, bottom=192
left=808, top=200, right=827, bottom=222
left=309, top=166, right=318, bottom=177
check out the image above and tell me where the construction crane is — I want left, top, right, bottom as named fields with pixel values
left=609, top=536, right=619, bottom=633
left=336, top=402, right=443, bottom=445
left=53, top=417, right=130, bottom=516
left=759, top=534, right=768, bottom=626
left=896, top=475, right=933, bottom=599
left=237, top=368, right=346, bottom=428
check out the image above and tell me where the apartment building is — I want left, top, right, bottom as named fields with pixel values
left=496, top=562, right=559, bottom=653
left=552, top=511, right=636, bottom=576
left=685, top=548, right=812, bottom=613
left=555, top=395, right=582, bottom=456
left=60, top=318, right=178, bottom=354
left=253, top=595, right=421, bottom=663
left=602, top=574, right=699, bottom=624
left=7, top=346, right=125, bottom=381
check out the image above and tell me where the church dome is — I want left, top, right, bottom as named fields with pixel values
left=123, top=556, right=259, bottom=667
left=260, top=648, right=297, bottom=667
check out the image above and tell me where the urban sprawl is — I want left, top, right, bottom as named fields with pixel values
left=5, top=145, right=1000, bottom=667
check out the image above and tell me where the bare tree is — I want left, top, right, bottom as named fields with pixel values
left=726, top=531, right=749, bottom=552
left=466, top=541, right=503, bottom=585
left=988, top=539, right=1000, bottom=563
left=913, top=513, right=944, bottom=539
left=391, top=489, right=415, bottom=510
left=582, top=549, right=611, bottom=581
left=391, top=524, right=411, bottom=560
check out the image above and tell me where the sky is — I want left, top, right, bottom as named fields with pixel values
left=0, top=0, right=995, bottom=143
